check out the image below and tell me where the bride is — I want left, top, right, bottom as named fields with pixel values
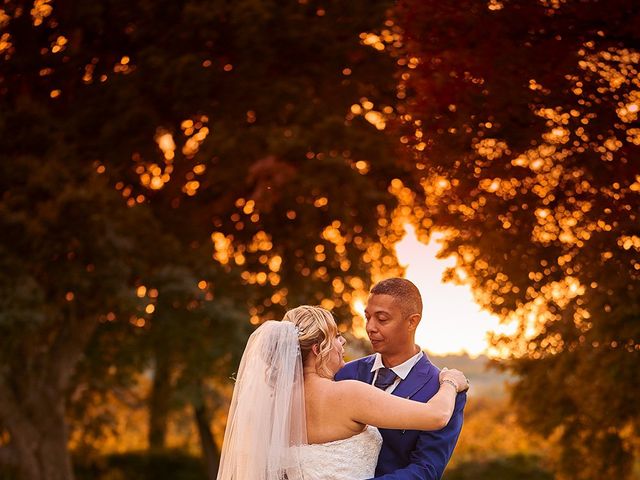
left=217, top=305, right=468, bottom=480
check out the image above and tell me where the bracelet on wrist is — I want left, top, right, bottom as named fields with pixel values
left=440, top=379, right=458, bottom=392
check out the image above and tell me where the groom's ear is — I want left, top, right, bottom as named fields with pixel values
left=407, top=313, right=421, bottom=331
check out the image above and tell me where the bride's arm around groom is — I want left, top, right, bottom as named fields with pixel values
left=336, top=354, right=466, bottom=479
left=336, top=278, right=467, bottom=479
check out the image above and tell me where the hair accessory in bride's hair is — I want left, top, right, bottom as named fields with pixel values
left=294, top=326, right=303, bottom=355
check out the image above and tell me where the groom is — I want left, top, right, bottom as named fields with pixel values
left=335, top=278, right=467, bottom=479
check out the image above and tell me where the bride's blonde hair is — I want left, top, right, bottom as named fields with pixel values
left=283, top=305, right=338, bottom=378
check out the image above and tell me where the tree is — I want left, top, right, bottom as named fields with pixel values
left=1, top=0, right=405, bottom=479
left=0, top=122, right=155, bottom=480
left=389, top=0, right=640, bottom=478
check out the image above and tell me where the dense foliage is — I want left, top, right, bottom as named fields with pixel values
left=391, top=0, right=640, bottom=477
left=0, top=1, right=401, bottom=478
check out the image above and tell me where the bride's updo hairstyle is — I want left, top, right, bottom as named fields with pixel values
left=283, top=305, right=338, bottom=378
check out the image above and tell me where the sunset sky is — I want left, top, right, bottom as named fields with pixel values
left=389, top=225, right=506, bottom=357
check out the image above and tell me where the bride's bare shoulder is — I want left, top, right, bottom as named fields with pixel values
left=331, top=379, right=366, bottom=389
left=323, top=380, right=392, bottom=420
left=307, top=378, right=374, bottom=406
left=328, top=379, right=375, bottom=400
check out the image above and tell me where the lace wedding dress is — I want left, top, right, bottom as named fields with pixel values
left=291, top=426, right=383, bottom=480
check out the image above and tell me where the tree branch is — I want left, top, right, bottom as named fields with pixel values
left=0, top=375, right=22, bottom=427
left=0, top=444, right=18, bottom=468
left=47, top=313, right=99, bottom=392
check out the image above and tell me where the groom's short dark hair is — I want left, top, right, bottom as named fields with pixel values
left=370, top=278, right=423, bottom=317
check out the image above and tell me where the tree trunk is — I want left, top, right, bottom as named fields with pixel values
left=20, top=415, right=74, bottom=480
left=148, top=352, right=172, bottom=450
left=0, top=312, right=97, bottom=480
left=193, top=399, right=220, bottom=480
left=0, top=383, right=75, bottom=480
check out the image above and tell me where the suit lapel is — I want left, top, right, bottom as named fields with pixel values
left=392, top=353, right=436, bottom=399
left=358, top=355, right=376, bottom=384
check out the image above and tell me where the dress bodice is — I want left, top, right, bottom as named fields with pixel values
left=292, top=426, right=382, bottom=480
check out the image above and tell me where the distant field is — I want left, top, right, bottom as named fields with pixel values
left=427, top=353, right=513, bottom=399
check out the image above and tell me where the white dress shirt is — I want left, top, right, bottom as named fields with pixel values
left=370, top=348, right=424, bottom=393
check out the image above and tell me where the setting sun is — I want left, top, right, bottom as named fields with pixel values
left=351, top=224, right=510, bottom=358
left=395, top=225, right=506, bottom=357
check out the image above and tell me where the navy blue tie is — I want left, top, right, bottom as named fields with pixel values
left=374, top=367, right=398, bottom=390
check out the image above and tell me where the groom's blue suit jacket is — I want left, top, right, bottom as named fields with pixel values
left=335, top=353, right=466, bottom=480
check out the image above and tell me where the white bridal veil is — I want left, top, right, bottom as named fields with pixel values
left=217, top=320, right=307, bottom=480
